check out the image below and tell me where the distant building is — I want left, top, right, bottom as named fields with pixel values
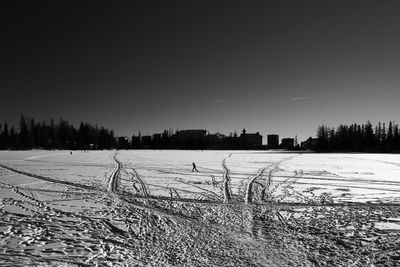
left=176, top=129, right=207, bottom=139
left=152, top=133, right=162, bottom=148
left=240, top=129, right=262, bottom=148
left=141, top=135, right=152, bottom=148
left=174, top=129, right=207, bottom=148
left=267, top=134, right=279, bottom=148
left=206, top=132, right=226, bottom=149
left=301, top=137, right=319, bottom=150
left=131, top=135, right=141, bottom=148
left=281, top=138, right=294, bottom=150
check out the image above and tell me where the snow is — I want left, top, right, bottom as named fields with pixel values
left=1, top=150, right=400, bottom=265
left=2, top=150, right=400, bottom=204
left=115, top=150, right=400, bottom=204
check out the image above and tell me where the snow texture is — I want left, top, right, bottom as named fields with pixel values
left=1, top=150, right=400, bottom=266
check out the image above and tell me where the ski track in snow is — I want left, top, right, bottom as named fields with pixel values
left=1, top=150, right=400, bottom=266
left=108, top=152, right=121, bottom=193
left=24, top=153, right=71, bottom=161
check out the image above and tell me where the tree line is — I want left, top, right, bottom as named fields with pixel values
left=0, top=115, right=264, bottom=150
left=4, top=116, right=399, bottom=152
left=316, top=121, right=400, bottom=152
left=0, top=115, right=117, bottom=150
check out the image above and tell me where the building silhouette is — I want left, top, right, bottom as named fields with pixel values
left=128, top=128, right=296, bottom=150
left=151, top=133, right=162, bottom=148
left=267, top=134, right=279, bottom=148
left=301, top=137, right=319, bottom=150
left=173, top=129, right=207, bottom=149
left=176, top=130, right=207, bottom=140
left=239, top=129, right=262, bottom=149
left=206, top=132, right=226, bottom=149
left=281, top=138, right=294, bottom=149
left=141, top=135, right=152, bottom=148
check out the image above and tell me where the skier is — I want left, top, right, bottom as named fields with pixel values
left=192, top=162, right=199, bottom=172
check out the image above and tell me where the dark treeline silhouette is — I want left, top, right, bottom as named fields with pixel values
left=0, top=115, right=116, bottom=150
left=5, top=116, right=399, bottom=152
left=316, top=121, right=400, bottom=152
left=0, top=116, right=265, bottom=150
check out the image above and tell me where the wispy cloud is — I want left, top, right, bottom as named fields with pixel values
left=291, top=97, right=310, bottom=101
left=215, top=98, right=231, bottom=103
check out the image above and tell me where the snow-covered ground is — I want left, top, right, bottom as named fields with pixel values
left=2, top=150, right=400, bottom=204
left=116, top=150, right=400, bottom=204
left=1, top=150, right=400, bottom=266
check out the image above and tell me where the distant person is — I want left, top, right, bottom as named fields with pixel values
left=192, top=162, right=199, bottom=172
left=70, top=151, right=72, bottom=155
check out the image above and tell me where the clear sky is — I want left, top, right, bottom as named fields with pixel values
left=2, top=1, right=400, bottom=143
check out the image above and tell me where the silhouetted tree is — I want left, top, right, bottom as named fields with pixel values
left=386, top=121, right=394, bottom=151
left=0, top=116, right=119, bottom=150
left=9, top=127, right=17, bottom=149
left=0, top=123, right=3, bottom=149
left=394, top=124, right=400, bottom=150
left=18, top=115, right=30, bottom=149
left=315, top=121, right=400, bottom=152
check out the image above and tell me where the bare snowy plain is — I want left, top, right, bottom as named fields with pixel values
left=1, top=150, right=400, bottom=266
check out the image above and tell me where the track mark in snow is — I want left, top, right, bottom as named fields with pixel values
left=0, top=164, right=98, bottom=191
left=130, top=168, right=149, bottom=197
left=113, top=152, right=149, bottom=197
left=222, top=154, right=232, bottom=203
left=245, top=167, right=268, bottom=203
left=343, top=156, right=400, bottom=169
left=245, top=155, right=300, bottom=203
left=174, top=179, right=223, bottom=201
left=108, top=152, right=122, bottom=193
left=24, top=152, right=70, bottom=161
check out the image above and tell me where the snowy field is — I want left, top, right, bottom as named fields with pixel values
left=2, top=150, right=400, bottom=205
left=117, top=150, right=400, bottom=204
left=1, top=150, right=400, bottom=266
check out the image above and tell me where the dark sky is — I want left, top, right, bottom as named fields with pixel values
left=2, top=1, right=400, bottom=142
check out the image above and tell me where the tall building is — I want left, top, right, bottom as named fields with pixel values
left=240, top=129, right=263, bottom=148
left=267, top=134, right=279, bottom=148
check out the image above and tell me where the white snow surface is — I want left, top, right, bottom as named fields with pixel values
left=1, top=150, right=400, bottom=266
left=117, top=150, right=400, bottom=203
left=1, top=150, right=400, bottom=204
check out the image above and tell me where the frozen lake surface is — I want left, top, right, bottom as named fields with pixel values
left=118, top=150, right=400, bottom=204
left=2, top=150, right=400, bottom=204
left=1, top=150, right=400, bottom=266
